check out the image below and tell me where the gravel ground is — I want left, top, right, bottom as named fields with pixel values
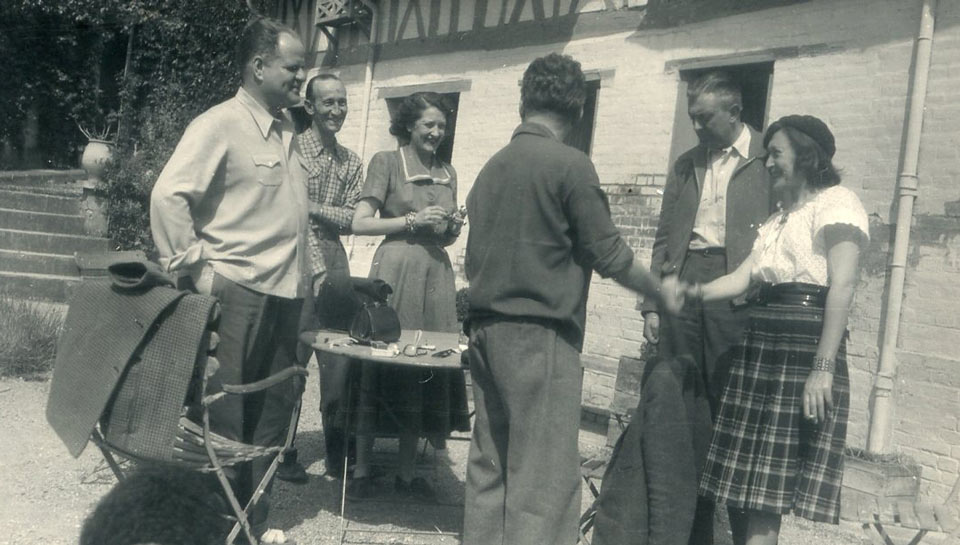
left=0, top=359, right=870, bottom=545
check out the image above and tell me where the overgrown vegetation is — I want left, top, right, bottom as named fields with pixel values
left=102, top=0, right=272, bottom=255
left=0, top=1, right=125, bottom=169
left=844, top=446, right=917, bottom=466
left=4, top=0, right=272, bottom=254
left=0, top=295, right=64, bottom=380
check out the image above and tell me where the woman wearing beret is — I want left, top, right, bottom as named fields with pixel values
left=689, top=115, right=869, bottom=544
left=349, top=92, right=470, bottom=500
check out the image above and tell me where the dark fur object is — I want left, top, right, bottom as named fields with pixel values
left=80, top=465, right=229, bottom=545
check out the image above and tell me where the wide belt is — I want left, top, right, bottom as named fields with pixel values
left=686, top=247, right=726, bottom=257
left=755, top=282, right=828, bottom=308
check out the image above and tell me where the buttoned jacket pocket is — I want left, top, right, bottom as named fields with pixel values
left=252, top=154, right=283, bottom=186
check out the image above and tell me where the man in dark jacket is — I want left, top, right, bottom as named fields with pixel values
left=463, top=53, right=682, bottom=545
left=641, top=70, right=775, bottom=544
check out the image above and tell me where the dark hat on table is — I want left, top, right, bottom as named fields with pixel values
left=764, top=115, right=836, bottom=159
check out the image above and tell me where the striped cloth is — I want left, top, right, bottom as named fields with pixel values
left=698, top=301, right=849, bottom=523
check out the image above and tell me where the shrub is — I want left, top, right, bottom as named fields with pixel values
left=0, top=295, right=64, bottom=380
left=100, top=0, right=271, bottom=253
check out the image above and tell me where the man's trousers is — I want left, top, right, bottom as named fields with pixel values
left=660, top=249, right=749, bottom=545
left=205, top=273, right=302, bottom=527
left=464, top=320, right=582, bottom=545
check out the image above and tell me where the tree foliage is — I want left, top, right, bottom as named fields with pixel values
left=104, top=0, right=268, bottom=254
left=3, top=0, right=272, bottom=252
left=0, top=1, right=125, bottom=168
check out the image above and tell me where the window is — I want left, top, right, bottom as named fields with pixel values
left=666, top=61, right=774, bottom=167
left=564, top=79, right=601, bottom=155
left=378, top=80, right=471, bottom=165
left=385, top=92, right=460, bottom=164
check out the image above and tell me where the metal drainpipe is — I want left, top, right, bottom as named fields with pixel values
left=347, top=0, right=379, bottom=259
left=866, top=0, right=937, bottom=454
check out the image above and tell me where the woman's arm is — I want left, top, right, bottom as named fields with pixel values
left=805, top=224, right=862, bottom=423
left=694, top=253, right=756, bottom=302
left=350, top=197, right=449, bottom=236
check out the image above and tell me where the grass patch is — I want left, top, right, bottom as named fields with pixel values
left=845, top=446, right=916, bottom=466
left=0, top=294, right=63, bottom=380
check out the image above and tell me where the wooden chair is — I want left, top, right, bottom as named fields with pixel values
left=854, top=472, right=960, bottom=545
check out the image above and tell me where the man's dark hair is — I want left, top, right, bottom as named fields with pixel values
left=235, top=17, right=297, bottom=76
left=389, top=92, right=453, bottom=143
left=764, top=124, right=842, bottom=189
left=686, top=70, right=743, bottom=111
left=305, top=72, right=343, bottom=103
left=520, top=53, right=586, bottom=122
left=79, top=466, right=229, bottom=545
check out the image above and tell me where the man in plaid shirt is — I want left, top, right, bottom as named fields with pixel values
left=278, top=73, right=363, bottom=483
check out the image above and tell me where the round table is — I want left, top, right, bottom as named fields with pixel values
left=298, top=329, right=468, bottom=544
left=298, top=329, right=466, bottom=369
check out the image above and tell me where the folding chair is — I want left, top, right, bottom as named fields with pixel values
left=851, top=471, right=960, bottom=545
left=90, top=359, right=307, bottom=545
left=48, top=271, right=308, bottom=545
left=577, top=403, right=629, bottom=543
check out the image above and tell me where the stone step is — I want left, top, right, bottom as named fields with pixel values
left=0, top=189, right=81, bottom=215
left=0, top=228, right=111, bottom=256
left=0, top=271, right=79, bottom=302
left=0, top=249, right=79, bottom=277
left=0, top=208, right=85, bottom=235
left=0, top=169, right=86, bottom=187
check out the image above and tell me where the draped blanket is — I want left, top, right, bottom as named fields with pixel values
left=46, top=261, right=217, bottom=460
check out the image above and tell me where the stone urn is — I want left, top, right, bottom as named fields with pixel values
left=80, top=139, right=115, bottom=187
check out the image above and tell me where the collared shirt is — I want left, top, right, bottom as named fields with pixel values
left=297, top=128, right=363, bottom=277
left=689, top=124, right=751, bottom=249
left=465, top=122, right=634, bottom=350
left=150, top=87, right=309, bottom=298
left=398, top=144, right=453, bottom=184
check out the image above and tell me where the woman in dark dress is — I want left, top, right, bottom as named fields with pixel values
left=691, top=115, right=869, bottom=545
left=349, top=92, right=470, bottom=500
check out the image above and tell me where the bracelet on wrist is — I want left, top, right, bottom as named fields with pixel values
left=405, top=211, right=417, bottom=232
left=694, top=283, right=704, bottom=301
left=812, top=356, right=835, bottom=373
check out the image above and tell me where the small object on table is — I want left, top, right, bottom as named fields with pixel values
left=370, top=343, right=400, bottom=358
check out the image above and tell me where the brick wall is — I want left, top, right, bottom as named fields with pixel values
left=325, top=0, right=960, bottom=499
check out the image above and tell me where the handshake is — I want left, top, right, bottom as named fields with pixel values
left=657, top=275, right=704, bottom=314
left=644, top=275, right=705, bottom=344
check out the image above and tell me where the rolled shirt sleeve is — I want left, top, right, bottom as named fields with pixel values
left=564, top=161, right=634, bottom=279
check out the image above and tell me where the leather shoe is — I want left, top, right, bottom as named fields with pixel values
left=395, top=476, right=437, bottom=502
left=276, top=460, right=308, bottom=484
left=346, top=476, right=378, bottom=500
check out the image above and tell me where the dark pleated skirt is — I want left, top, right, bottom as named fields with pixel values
left=698, top=300, right=849, bottom=523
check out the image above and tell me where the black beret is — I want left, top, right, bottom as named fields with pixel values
left=764, top=115, right=836, bottom=159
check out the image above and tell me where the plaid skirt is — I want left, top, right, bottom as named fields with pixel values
left=698, top=301, right=849, bottom=523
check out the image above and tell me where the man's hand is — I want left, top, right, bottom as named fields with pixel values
left=643, top=312, right=660, bottom=344
left=803, top=370, right=834, bottom=425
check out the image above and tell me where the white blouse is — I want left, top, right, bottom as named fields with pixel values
left=750, top=185, right=870, bottom=286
